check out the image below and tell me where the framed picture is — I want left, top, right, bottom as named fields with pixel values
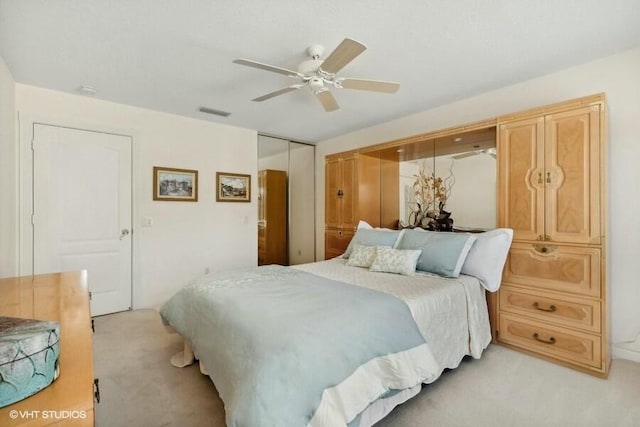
left=216, top=172, right=251, bottom=202
left=153, top=167, right=198, bottom=201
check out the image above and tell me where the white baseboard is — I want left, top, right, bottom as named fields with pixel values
left=612, top=344, right=640, bottom=363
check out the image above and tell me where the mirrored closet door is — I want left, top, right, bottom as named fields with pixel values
left=258, top=135, right=316, bottom=265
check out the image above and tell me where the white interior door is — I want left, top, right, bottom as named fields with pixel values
left=32, top=123, right=132, bottom=316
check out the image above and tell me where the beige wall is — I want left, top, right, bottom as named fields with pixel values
left=15, top=84, right=258, bottom=308
left=0, top=57, right=16, bottom=278
left=315, top=47, right=640, bottom=361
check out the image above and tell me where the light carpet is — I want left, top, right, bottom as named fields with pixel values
left=93, top=309, right=640, bottom=427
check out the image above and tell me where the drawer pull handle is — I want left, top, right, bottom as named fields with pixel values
left=533, top=244, right=556, bottom=254
left=537, top=172, right=543, bottom=184
left=533, top=333, right=556, bottom=345
left=533, top=302, right=557, bottom=313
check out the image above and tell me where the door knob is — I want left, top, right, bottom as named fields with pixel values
left=120, top=229, right=130, bottom=240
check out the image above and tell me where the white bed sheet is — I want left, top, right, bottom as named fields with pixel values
left=293, top=258, right=492, bottom=373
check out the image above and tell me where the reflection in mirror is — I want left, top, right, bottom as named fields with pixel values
left=257, top=135, right=316, bottom=265
left=398, top=127, right=497, bottom=230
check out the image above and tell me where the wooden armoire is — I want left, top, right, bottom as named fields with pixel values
left=324, top=150, right=399, bottom=259
left=258, top=169, right=287, bottom=266
left=496, top=94, right=608, bottom=377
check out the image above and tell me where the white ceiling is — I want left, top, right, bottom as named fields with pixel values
left=1, top=1, right=639, bottom=142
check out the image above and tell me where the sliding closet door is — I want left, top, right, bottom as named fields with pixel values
left=288, top=142, right=315, bottom=264
left=257, top=135, right=316, bottom=265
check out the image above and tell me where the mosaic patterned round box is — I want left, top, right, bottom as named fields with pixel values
left=0, top=316, right=60, bottom=408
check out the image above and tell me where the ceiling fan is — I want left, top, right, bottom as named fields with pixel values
left=233, top=38, right=400, bottom=112
left=452, top=148, right=497, bottom=160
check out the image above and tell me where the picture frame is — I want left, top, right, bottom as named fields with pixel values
left=153, top=167, right=198, bottom=202
left=216, top=172, right=251, bottom=202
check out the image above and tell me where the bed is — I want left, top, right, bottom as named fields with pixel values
left=160, top=228, right=513, bottom=426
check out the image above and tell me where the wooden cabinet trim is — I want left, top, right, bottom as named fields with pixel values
left=497, top=93, right=605, bottom=123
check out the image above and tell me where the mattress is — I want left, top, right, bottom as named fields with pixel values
left=293, top=258, right=492, bottom=426
left=293, top=258, right=492, bottom=369
left=162, top=258, right=492, bottom=426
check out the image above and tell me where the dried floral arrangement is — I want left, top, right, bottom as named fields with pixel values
left=407, top=159, right=455, bottom=231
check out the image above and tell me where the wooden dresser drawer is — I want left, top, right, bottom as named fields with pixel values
left=499, top=286, right=601, bottom=333
left=499, top=313, right=602, bottom=369
left=325, top=229, right=354, bottom=260
left=502, top=243, right=601, bottom=297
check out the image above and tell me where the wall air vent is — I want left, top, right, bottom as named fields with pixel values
left=198, top=106, right=231, bottom=117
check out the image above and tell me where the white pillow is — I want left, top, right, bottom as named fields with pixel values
left=357, top=220, right=396, bottom=232
left=460, top=228, right=514, bottom=292
left=357, top=220, right=374, bottom=230
left=369, top=246, right=422, bottom=276
left=347, top=244, right=377, bottom=268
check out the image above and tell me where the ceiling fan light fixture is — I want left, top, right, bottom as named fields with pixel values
left=309, top=76, right=324, bottom=91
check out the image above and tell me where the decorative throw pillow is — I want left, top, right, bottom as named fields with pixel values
left=397, top=229, right=476, bottom=277
left=347, top=244, right=378, bottom=268
left=369, top=246, right=422, bottom=276
left=342, top=229, right=403, bottom=258
left=460, top=228, right=513, bottom=291
left=357, top=220, right=374, bottom=230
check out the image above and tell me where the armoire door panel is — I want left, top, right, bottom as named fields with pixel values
left=545, top=106, right=601, bottom=244
left=498, top=118, right=545, bottom=241
left=325, top=158, right=341, bottom=229
left=340, top=155, right=358, bottom=230
left=258, top=171, right=266, bottom=222
left=503, top=243, right=601, bottom=297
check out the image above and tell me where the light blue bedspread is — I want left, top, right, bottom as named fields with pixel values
left=160, top=265, right=433, bottom=427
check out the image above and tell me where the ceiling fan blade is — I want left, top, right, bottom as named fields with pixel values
left=319, top=38, right=366, bottom=75
left=252, top=85, right=304, bottom=102
left=233, top=59, right=303, bottom=79
left=339, top=78, right=400, bottom=93
left=452, top=152, right=478, bottom=160
left=314, top=89, right=339, bottom=112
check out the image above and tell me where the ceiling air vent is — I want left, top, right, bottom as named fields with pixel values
left=198, top=106, right=231, bottom=117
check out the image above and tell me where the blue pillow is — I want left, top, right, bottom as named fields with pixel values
left=397, top=229, right=476, bottom=277
left=342, top=229, right=403, bottom=258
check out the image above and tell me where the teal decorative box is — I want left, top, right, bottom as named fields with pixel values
left=0, top=317, right=60, bottom=408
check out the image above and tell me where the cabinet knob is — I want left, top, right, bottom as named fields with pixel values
left=546, top=172, right=551, bottom=183
left=533, top=244, right=556, bottom=254
left=337, top=189, right=344, bottom=197
left=537, top=173, right=543, bottom=184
